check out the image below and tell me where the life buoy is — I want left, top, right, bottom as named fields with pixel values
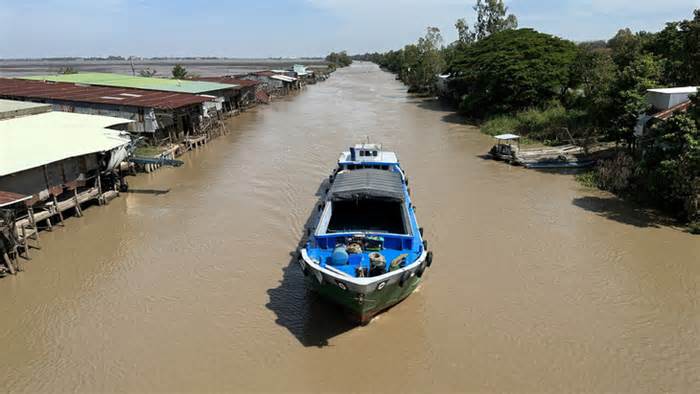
left=416, top=261, right=427, bottom=277
left=426, top=251, right=433, bottom=267
left=399, top=270, right=410, bottom=287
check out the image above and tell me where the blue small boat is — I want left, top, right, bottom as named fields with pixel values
left=298, top=143, right=432, bottom=324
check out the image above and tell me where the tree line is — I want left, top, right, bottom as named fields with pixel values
left=354, top=1, right=700, bottom=228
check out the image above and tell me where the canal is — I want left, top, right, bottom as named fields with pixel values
left=1, top=62, right=699, bottom=392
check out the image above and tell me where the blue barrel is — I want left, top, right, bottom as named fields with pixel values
left=331, top=245, right=349, bottom=266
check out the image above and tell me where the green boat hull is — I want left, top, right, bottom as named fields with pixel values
left=306, top=273, right=422, bottom=324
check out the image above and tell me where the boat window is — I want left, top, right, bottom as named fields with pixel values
left=372, top=151, right=378, bottom=157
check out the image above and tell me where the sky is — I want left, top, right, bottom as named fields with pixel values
left=0, top=0, right=698, bottom=58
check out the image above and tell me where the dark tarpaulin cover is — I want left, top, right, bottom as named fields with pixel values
left=329, top=169, right=405, bottom=201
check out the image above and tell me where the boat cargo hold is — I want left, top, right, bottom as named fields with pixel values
left=298, top=143, right=433, bottom=324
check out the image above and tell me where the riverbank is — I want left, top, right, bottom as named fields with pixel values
left=0, top=66, right=338, bottom=277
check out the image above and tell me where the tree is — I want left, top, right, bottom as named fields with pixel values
left=608, top=28, right=643, bottom=68
left=449, top=28, right=577, bottom=116
left=325, top=51, right=352, bottom=67
left=59, top=66, right=78, bottom=74
left=639, top=112, right=700, bottom=219
left=473, top=0, right=518, bottom=41
left=171, top=64, right=188, bottom=79
left=397, top=27, right=446, bottom=93
left=455, top=18, right=475, bottom=46
left=568, top=45, right=617, bottom=131
left=139, top=68, right=157, bottom=77
left=609, top=54, right=661, bottom=144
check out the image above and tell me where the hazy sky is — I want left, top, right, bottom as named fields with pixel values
left=1, top=0, right=698, bottom=58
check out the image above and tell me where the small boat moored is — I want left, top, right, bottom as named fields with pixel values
left=298, top=143, right=432, bottom=324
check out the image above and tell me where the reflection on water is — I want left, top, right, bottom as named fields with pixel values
left=0, top=62, right=699, bottom=392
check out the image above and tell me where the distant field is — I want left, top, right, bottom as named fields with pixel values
left=0, top=58, right=329, bottom=77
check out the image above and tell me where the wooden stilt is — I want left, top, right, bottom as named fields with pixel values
left=73, top=189, right=83, bottom=217
left=27, top=207, right=39, bottom=241
left=3, top=252, right=15, bottom=275
left=96, top=176, right=104, bottom=205
left=46, top=217, right=53, bottom=231
left=53, top=195, right=65, bottom=226
left=20, top=225, right=30, bottom=260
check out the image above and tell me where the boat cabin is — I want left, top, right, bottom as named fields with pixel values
left=338, top=143, right=399, bottom=169
left=489, top=133, right=520, bottom=162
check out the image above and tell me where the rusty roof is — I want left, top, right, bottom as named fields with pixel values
left=0, top=78, right=210, bottom=110
left=192, top=76, right=260, bottom=88
left=0, top=191, right=31, bottom=208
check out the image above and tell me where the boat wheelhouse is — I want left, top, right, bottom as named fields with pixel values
left=298, top=143, right=432, bottom=324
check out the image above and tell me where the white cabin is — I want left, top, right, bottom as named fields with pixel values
left=338, top=143, right=398, bottom=164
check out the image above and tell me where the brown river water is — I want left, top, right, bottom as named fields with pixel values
left=1, top=62, right=699, bottom=392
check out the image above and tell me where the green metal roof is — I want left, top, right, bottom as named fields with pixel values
left=23, top=72, right=238, bottom=94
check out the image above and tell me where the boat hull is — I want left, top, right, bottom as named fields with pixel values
left=299, top=249, right=428, bottom=324
left=305, top=271, right=421, bottom=324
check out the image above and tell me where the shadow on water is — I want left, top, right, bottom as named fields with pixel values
left=415, top=98, right=469, bottom=125
left=572, top=195, right=679, bottom=229
left=125, top=188, right=171, bottom=195
left=265, top=177, right=358, bottom=347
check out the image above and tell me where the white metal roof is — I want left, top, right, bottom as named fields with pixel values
left=0, top=99, right=52, bottom=120
left=338, top=151, right=399, bottom=164
left=270, top=75, right=297, bottom=83
left=0, top=112, right=132, bottom=176
left=647, top=87, right=698, bottom=94
left=494, top=133, right=520, bottom=140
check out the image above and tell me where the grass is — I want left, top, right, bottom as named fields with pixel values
left=575, top=170, right=600, bottom=188
left=480, top=105, right=575, bottom=146
left=134, top=145, right=165, bottom=157
left=689, top=221, right=700, bottom=235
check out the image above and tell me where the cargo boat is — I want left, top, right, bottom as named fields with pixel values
left=298, top=143, right=433, bottom=324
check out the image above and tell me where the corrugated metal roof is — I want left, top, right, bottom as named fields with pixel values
left=330, top=169, right=405, bottom=202
left=0, top=78, right=210, bottom=110
left=23, top=72, right=238, bottom=94
left=192, top=76, right=259, bottom=88
left=270, top=75, right=297, bottom=83
left=0, top=99, right=52, bottom=120
left=0, top=112, right=132, bottom=176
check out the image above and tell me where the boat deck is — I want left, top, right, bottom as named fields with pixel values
left=316, top=248, right=421, bottom=278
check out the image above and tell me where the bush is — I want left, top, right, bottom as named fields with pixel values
left=689, top=221, right=700, bottom=234
left=480, top=105, right=585, bottom=144
left=596, top=151, right=635, bottom=193
left=481, top=114, right=520, bottom=136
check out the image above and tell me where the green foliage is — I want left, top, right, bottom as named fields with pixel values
left=689, top=221, right=700, bottom=234
left=325, top=51, right=352, bottom=68
left=608, top=54, right=662, bottom=143
left=401, top=27, right=445, bottom=93
left=575, top=171, right=600, bottom=188
left=139, top=68, right=157, bottom=77
left=472, top=0, right=518, bottom=41
left=481, top=105, right=587, bottom=144
left=58, top=66, right=78, bottom=74
left=450, top=28, right=577, bottom=117
left=608, top=28, right=643, bottom=68
left=480, top=114, right=521, bottom=137
left=637, top=113, right=700, bottom=219
left=644, top=10, right=700, bottom=85
left=171, top=64, right=188, bottom=79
